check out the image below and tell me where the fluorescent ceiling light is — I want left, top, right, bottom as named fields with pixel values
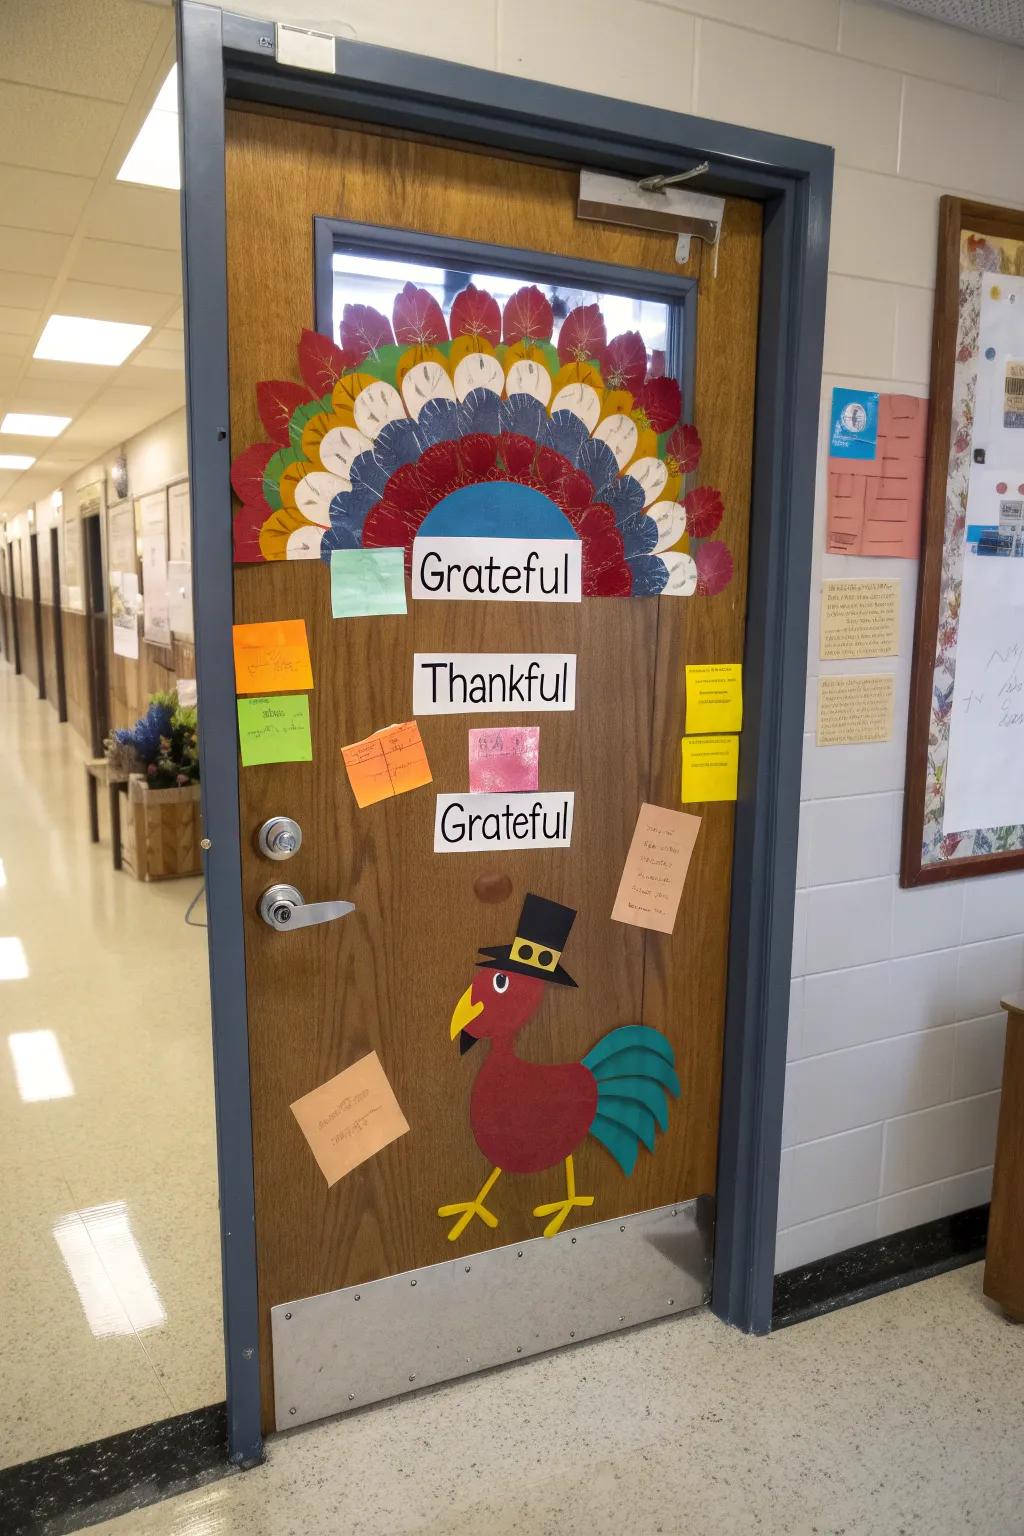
left=117, top=65, right=180, bottom=191
left=0, top=455, right=35, bottom=472
left=7, top=1030, right=74, bottom=1102
left=1, top=412, right=71, bottom=438
left=34, top=315, right=150, bottom=367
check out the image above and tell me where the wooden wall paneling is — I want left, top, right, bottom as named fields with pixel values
left=63, top=610, right=94, bottom=749
left=225, top=108, right=760, bottom=1426
left=15, top=597, right=40, bottom=690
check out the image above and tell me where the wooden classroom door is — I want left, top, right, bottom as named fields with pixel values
left=225, top=106, right=760, bottom=1431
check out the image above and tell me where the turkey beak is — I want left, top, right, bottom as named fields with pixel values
left=450, top=985, right=484, bottom=1051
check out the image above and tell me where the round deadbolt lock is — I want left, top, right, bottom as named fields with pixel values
left=257, top=816, right=302, bottom=861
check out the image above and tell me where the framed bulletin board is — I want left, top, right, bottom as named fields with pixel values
left=903, top=197, right=1024, bottom=886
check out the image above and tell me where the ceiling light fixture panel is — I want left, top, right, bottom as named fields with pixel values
left=1, top=412, right=72, bottom=437
left=34, top=315, right=151, bottom=367
left=117, top=65, right=181, bottom=191
left=0, top=455, right=36, bottom=471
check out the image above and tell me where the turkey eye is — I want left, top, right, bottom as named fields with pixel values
left=493, top=973, right=509, bottom=993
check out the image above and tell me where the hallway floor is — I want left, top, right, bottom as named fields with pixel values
left=91, top=1261, right=1023, bottom=1536
left=0, top=666, right=222, bottom=1468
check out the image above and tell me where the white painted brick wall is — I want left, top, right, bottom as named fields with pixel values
left=253, top=0, right=1024, bottom=1268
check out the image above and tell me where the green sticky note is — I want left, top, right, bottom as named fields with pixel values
left=330, top=547, right=407, bottom=618
left=237, top=694, right=313, bottom=767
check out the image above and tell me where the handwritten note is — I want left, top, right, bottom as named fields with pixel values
left=942, top=552, right=1024, bottom=832
left=468, top=726, right=540, bottom=793
left=233, top=619, right=313, bottom=694
left=290, top=1052, right=410, bottom=1187
left=330, top=547, right=407, bottom=617
left=820, top=579, right=899, bottom=660
left=237, top=694, right=312, bottom=767
left=681, top=735, right=739, bottom=803
left=611, top=803, right=702, bottom=935
left=685, top=663, right=743, bottom=734
left=342, top=722, right=432, bottom=808
left=816, top=674, right=894, bottom=745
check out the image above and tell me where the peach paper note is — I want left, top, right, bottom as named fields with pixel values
left=611, top=802, right=702, bottom=936
left=341, top=721, right=432, bottom=808
left=290, top=1051, right=410, bottom=1187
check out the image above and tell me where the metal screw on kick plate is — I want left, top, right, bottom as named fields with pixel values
left=284, top=1312, right=292, bottom=1320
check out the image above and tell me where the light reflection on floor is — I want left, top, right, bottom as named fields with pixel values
left=0, top=665, right=223, bottom=1468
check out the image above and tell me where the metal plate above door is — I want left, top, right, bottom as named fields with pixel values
left=271, top=1195, right=712, bottom=1428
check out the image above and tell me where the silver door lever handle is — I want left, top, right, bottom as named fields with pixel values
left=259, top=883, right=355, bottom=932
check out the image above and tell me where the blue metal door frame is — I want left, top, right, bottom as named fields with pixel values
left=177, top=1, right=832, bottom=1468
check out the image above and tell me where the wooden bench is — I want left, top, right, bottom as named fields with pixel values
left=984, top=993, right=1024, bottom=1323
left=84, top=758, right=129, bottom=871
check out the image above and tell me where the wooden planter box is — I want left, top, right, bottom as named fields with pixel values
left=119, top=774, right=202, bottom=881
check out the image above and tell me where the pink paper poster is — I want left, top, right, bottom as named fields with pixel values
left=826, top=393, right=927, bottom=558
left=468, top=727, right=540, bottom=794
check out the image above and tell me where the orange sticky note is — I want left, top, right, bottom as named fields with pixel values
left=290, top=1052, right=410, bottom=1187
left=232, top=619, right=313, bottom=694
left=342, top=721, right=432, bottom=808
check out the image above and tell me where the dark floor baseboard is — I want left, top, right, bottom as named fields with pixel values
left=0, top=1402, right=230, bottom=1535
left=772, top=1202, right=989, bottom=1330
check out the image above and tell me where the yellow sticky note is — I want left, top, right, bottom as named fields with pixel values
left=685, top=663, right=743, bottom=734
left=232, top=619, right=313, bottom=695
left=681, top=734, right=739, bottom=804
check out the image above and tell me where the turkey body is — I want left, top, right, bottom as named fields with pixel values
left=469, top=1043, right=598, bottom=1175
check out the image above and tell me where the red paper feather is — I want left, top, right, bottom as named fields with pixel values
left=339, top=303, right=395, bottom=362
left=393, top=282, right=448, bottom=346
left=297, top=328, right=354, bottom=395
left=417, top=440, right=467, bottom=500
left=459, top=433, right=501, bottom=480
left=502, top=285, right=554, bottom=345
left=637, top=376, right=682, bottom=432
left=450, top=284, right=501, bottom=345
left=685, top=485, right=724, bottom=538
left=693, top=539, right=734, bottom=596
left=256, top=380, right=314, bottom=446
left=230, top=441, right=276, bottom=505
left=557, top=304, right=607, bottom=367
left=666, top=423, right=702, bottom=475
left=498, top=431, right=538, bottom=480
left=603, top=331, right=647, bottom=394
left=232, top=504, right=268, bottom=564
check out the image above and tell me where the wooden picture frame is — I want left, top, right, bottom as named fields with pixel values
left=902, top=196, right=1024, bottom=886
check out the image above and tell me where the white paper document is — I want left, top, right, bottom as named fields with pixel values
left=412, top=653, right=576, bottom=714
left=943, top=552, right=1024, bottom=833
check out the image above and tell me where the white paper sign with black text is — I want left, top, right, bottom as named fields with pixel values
left=413, top=653, right=577, bottom=714
left=412, top=536, right=582, bottom=603
left=434, top=792, right=574, bottom=852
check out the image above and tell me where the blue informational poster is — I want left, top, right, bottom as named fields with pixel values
left=830, top=387, right=879, bottom=460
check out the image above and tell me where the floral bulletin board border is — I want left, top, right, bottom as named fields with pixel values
left=919, top=229, right=1024, bottom=870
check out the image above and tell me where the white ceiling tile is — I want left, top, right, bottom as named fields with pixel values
left=54, top=280, right=170, bottom=327
left=126, top=350, right=183, bottom=374
left=0, top=273, right=54, bottom=309
left=0, top=226, right=71, bottom=278
left=68, top=238, right=181, bottom=294
left=0, top=1, right=168, bottom=104
left=0, top=165, right=92, bottom=235
left=0, top=84, right=122, bottom=179
left=86, top=183, right=181, bottom=250
left=0, top=334, right=29, bottom=358
left=0, top=356, right=22, bottom=383
left=5, top=377, right=98, bottom=412
left=0, top=307, right=39, bottom=338
left=26, top=358, right=110, bottom=386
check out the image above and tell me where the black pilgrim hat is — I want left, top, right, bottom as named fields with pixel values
left=477, top=892, right=578, bottom=988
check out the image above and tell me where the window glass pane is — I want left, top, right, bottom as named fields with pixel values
left=331, top=250, right=674, bottom=378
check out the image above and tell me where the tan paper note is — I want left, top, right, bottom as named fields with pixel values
left=290, top=1051, right=410, bottom=1186
left=611, top=802, right=702, bottom=935
left=816, top=674, right=895, bottom=746
left=820, top=578, right=899, bottom=660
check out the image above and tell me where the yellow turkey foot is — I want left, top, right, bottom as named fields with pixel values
left=533, top=1155, right=595, bottom=1238
left=438, top=1166, right=502, bottom=1242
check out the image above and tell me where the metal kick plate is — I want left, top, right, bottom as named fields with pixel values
left=272, top=1196, right=712, bottom=1429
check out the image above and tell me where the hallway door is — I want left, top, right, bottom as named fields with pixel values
left=29, top=533, right=45, bottom=701
left=82, top=513, right=108, bottom=755
left=226, top=107, right=760, bottom=1430
left=49, top=526, right=67, bottom=723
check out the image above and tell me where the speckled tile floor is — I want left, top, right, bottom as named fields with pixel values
left=0, top=667, right=223, bottom=1468
left=85, top=1262, right=1024, bottom=1536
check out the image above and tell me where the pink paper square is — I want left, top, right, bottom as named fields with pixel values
left=468, top=727, right=540, bottom=794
